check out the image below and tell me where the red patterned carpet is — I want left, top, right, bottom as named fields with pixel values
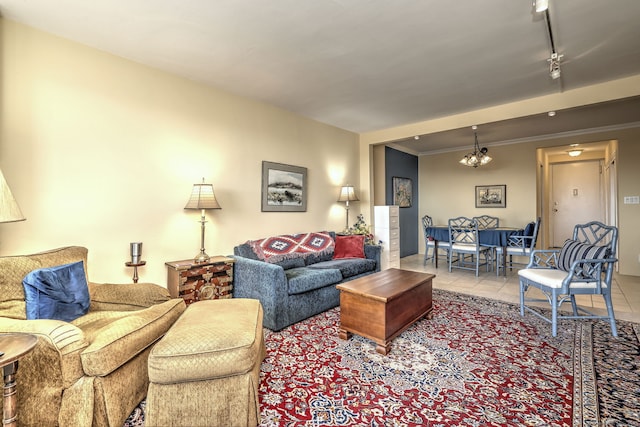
left=124, top=289, right=639, bottom=426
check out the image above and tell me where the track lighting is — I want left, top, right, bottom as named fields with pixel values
left=534, top=0, right=549, bottom=12
left=548, top=52, right=563, bottom=79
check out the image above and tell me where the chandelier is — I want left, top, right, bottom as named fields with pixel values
left=459, top=126, right=492, bottom=167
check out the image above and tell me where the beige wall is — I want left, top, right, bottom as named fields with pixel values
left=0, top=19, right=361, bottom=286
left=415, top=134, right=640, bottom=276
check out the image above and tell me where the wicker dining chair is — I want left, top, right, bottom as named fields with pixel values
left=473, top=215, right=499, bottom=229
left=448, top=216, right=493, bottom=276
left=518, top=221, right=618, bottom=337
left=422, top=215, right=450, bottom=265
left=495, top=217, right=541, bottom=275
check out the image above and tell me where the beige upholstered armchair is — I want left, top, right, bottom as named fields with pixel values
left=0, top=246, right=186, bottom=427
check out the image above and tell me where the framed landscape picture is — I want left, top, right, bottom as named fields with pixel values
left=475, top=185, right=506, bottom=208
left=393, top=177, right=412, bottom=208
left=261, top=161, right=307, bottom=212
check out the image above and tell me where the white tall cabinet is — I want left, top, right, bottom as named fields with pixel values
left=374, top=205, right=400, bottom=270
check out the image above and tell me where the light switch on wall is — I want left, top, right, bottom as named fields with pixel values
left=623, top=196, right=640, bottom=204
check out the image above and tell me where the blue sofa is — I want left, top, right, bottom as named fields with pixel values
left=233, top=231, right=381, bottom=331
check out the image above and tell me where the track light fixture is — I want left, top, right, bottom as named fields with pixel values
left=537, top=1, right=563, bottom=81
left=534, top=0, right=549, bottom=12
left=548, top=52, right=563, bottom=79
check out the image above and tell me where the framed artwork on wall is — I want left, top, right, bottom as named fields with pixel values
left=475, top=185, right=506, bottom=208
left=392, top=176, right=412, bottom=208
left=261, top=161, right=307, bottom=212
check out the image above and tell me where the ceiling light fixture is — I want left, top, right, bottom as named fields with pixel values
left=538, top=3, right=563, bottom=81
left=548, top=52, right=563, bottom=79
left=567, top=149, right=583, bottom=157
left=459, top=126, right=492, bottom=168
left=534, top=0, right=549, bottom=12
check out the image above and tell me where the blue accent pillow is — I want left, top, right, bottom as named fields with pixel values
left=22, top=261, right=90, bottom=322
left=523, top=222, right=536, bottom=236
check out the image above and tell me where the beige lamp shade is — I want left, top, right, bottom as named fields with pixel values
left=184, top=181, right=221, bottom=210
left=184, top=178, right=220, bottom=263
left=0, top=168, right=26, bottom=223
left=337, top=186, right=359, bottom=203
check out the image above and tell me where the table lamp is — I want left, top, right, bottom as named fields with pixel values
left=337, top=185, right=359, bottom=231
left=0, top=168, right=26, bottom=225
left=184, top=178, right=221, bottom=263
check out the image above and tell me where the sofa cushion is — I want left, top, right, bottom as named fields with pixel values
left=333, top=234, right=365, bottom=259
left=310, top=258, right=377, bottom=278
left=22, top=261, right=91, bottom=322
left=286, top=267, right=342, bottom=295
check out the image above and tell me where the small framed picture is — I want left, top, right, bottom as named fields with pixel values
left=475, top=185, right=506, bottom=208
left=261, top=161, right=307, bottom=212
left=392, top=177, right=412, bottom=208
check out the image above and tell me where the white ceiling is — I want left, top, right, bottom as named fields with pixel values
left=2, top=0, right=640, bottom=154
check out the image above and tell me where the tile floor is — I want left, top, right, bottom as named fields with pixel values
left=400, top=253, right=640, bottom=324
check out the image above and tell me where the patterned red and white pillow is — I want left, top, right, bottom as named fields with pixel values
left=247, top=232, right=334, bottom=263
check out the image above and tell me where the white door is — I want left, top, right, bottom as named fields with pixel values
left=550, top=160, right=603, bottom=247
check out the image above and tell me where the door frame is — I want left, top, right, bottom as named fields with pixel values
left=536, top=141, right=618, bottom=250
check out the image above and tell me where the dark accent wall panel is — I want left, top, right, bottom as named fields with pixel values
left=384, top=147, right=418, bottom=257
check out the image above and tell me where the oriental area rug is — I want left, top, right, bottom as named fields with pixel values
left=124, top=290, right=639, bottom=427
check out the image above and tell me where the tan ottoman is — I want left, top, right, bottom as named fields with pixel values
left=146, top=298, right=265, bottom=427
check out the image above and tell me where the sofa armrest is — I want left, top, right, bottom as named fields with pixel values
left=364, top=244, right=382, bottom=272
left=231, top=255, right=290, bottom=330
left=88, top=282, right=172, bottom=311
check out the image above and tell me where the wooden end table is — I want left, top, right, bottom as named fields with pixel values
left=165, top=256, right=234, bottom=305
left=0, top=333, right=38, bottom=427
left=336, top=268, right=435, bottom=355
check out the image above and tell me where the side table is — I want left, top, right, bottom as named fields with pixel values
left=125, top=261, right=146, bottom=283
left=165, top=256, right=235, bottom=305
left=0, top=333, right=38, bottom=427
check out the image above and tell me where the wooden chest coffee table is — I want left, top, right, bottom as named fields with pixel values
left=336, top=268, right=435, bottom=355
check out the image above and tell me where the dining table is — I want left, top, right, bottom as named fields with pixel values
left=425, top=226, right=523, bottom=275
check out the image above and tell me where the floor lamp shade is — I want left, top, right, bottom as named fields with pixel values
left=0, top=168, right=26, bottom=223
left=184, top=179, right=221, bottom=263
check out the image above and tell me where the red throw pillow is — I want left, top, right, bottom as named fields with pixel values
left=333, top=234, right=365, bottom=259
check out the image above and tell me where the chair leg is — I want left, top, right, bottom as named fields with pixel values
left=570, top=295, right=579, bottom=315
left=602, top=293, right=618, bottom=337
left=551, top=290, right=559, bottom=337
left=519, top=280, right=526, bottom=316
